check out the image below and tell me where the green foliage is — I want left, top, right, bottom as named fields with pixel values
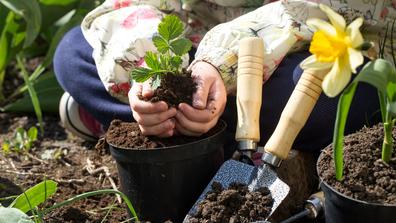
left=0, top=179, right=139, bottom=223
left=332, top=59, right=396, bottom=180
left=2, top=126, right=38, bottom=154
left=131, top=15, right=192, bottom=89
left=0, top=0, right=104, bottom=132
left=10, top=180, right=57, bottom=213
left=0, top=207, right=34, bottom=223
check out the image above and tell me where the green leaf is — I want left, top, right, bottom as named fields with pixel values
left=0, top=207, right=34, bottom=223
left=157, top=15, right=184, bottom=41
left=41, top=4, right=88, bottom=68
left=0, top=0, right=42, bottom=48
left=131, top=67, right=154, bottom=83
left=170, top=38, right=192, bottom=56
left=27, top=127, right=38, bottom=142
left=2, top=141, right=10, bottom=154
left=39, top=0, right=78, bottom=6
left=2, top=71, right=64, bottom=113
left=11, top=180, right=57, bottom=213
left=144, top=51, right=161, bottom=70
left=332, top=82, right=358, bottom=180
left=355, top=59, right=396, bottom=94
left=170, top=55, right=182, bottom=69
left=152, top=35, right=169, bottom=54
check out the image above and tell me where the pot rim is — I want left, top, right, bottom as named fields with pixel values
left=317, top=150, right=396, bottom=208
left=107, top=119, right=227, bottom=151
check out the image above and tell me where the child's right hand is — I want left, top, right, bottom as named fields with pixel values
left=128, top=81, right=177, bottom=137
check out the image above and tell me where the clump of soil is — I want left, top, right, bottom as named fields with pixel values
left=0, top=114, right=128, bottom=222
left=318, top=123, right=396, bottom=204
left=189, top=181, right=274, bottom=223
left=139, top=71, right=197, bottom=107
left=106, top=119, right=224, bottom=149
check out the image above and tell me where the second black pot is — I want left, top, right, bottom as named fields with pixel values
left=317, top=154, right=396, bottom=223
left=109, top=120, right=226, bottom=222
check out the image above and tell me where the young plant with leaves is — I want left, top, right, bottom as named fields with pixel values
left=2, top=126, right=38, bottom=154
left=131, top=14, right=192, bottom=89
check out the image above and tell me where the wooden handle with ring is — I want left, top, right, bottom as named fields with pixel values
left=235, top=37, right=264, bottom=144
left=264, top=69, right=328, bottom=160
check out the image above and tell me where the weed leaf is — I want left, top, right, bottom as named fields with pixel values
left=0, top=207, right=34, bottom=223
left=11, top=180, right=57, bottom=213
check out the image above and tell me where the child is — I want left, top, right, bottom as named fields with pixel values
left=54, top=0, right=386, bottom=155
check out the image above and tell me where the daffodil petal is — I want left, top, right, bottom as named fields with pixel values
left=319, top=4, right=346, bottom=33
left=347, top=47, right=364, bottom=73
left=346, top=17, right=364, bottom=48
left=307, top=19, right=337, bottom=37
left=300, top=55, right=334, bottom=71
left=322, top=57, right=351, bottom=97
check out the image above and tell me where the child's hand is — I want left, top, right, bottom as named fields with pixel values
left=175, top=61, right=227, bottom=136
left=129, top=81, right=177, bottom=137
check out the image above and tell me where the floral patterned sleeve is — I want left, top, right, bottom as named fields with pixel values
left=192, top=0, right=395, bottom=94
left=81, top=0, right=183, bottom=103
left=191, top=0, right=327, bottom=93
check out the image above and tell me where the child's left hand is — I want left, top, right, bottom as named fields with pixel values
left=175, top=61, right=227, bottom=136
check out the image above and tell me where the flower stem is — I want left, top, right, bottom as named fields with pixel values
left=382, top=121, right=393, bottom=163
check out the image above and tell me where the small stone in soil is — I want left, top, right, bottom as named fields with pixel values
left=189, top=181, right=274, bottom=223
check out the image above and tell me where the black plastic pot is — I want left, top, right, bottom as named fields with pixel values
left=109, top=120, right=226, bottom=222
left=317, top=154, right=396, bottom=223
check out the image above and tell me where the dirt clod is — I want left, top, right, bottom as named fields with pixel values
left=189, top=181, right=274, bottom=223
left=318, top=123, right=396, bottom=204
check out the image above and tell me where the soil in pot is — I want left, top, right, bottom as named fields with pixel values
left=106, top=119, right=224, bottom=149
left=139, top=70, right=197, bottom=107
left=318, top=123, right=396, bottom=204
left=189, top=181, right=274, bottom=223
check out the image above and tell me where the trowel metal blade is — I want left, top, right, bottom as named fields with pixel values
left=183, top=160, right=290, bottom=222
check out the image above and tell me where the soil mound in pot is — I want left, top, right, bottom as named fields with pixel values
left=318, top=123, right=396, bottom=204
left=189, top=181, right=274, bottom=222
left=139, top=71, right=197, bottom=107
left=106, top=119, right=224, bottom=149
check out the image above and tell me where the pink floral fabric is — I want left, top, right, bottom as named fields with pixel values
left=81, top=0, right=395, bottom=102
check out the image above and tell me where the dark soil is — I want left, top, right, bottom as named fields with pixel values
left=0, top=114, right=128, bottom=222
left=106, top=119, right=224, bottom=149
left=318, top=123, right=396, bottom=204
left=140, top=70, right=197, bottom=107
left=189, top=181, right=273, bottom=223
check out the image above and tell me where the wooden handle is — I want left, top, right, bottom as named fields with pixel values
left=264, top=69, right=328, bottom=159
left=235, top=37, right=264, bottom=142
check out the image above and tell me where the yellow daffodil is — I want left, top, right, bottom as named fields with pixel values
left=300, top=4, right=364, bottom=97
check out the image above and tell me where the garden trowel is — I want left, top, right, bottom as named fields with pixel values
left=184, top=36, right=329, bottom=221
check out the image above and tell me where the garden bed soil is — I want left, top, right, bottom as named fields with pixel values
left=139, top=71, right=197, bottom=107
left=106, top=119, right=224, bottom=149
left=0, top=114, right=128, bottom=222
left=318, top=123, right=396, bottom=204
left=189, top=181, right=273, bottom=222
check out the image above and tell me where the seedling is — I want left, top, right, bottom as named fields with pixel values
left=2, top=127, right=38, bottom=154
left=130, top=15, right=192, bottom=89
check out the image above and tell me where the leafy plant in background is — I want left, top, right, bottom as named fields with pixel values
left=0, top=0, right=104, bottom=134
left=0, top=179, right=139, bottom=223
left=131, top=14, right=192, bottom=89
left=2, top=126, right=38, bottom=154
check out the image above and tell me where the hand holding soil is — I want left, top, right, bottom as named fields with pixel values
left=175, top=61, right=227, bottom=136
